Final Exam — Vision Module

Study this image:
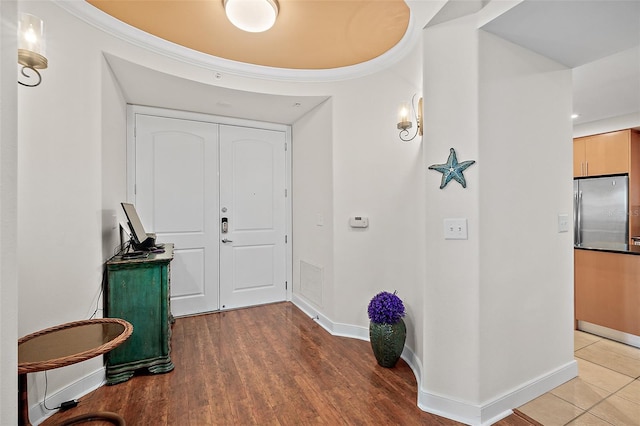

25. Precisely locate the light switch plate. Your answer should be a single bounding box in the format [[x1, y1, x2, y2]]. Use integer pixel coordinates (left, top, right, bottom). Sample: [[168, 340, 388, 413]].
[[558, 213, 569, 233], [444, 218, 468, 240]]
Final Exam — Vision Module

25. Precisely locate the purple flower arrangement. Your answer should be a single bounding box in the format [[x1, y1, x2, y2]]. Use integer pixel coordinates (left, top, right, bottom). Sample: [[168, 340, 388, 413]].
[[367, 291, 405, 324]]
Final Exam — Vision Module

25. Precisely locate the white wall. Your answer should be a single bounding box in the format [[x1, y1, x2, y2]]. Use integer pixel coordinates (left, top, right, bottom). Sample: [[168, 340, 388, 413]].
[[291, 46, 425, 358], [101, 57, 128, 261], [326, 49, 425, 353], [0, 1, 19, 424], [573, 112, 640, 138], [292, 99, 335, 319], [572, 46, 640, 138], [477, 30, 574, 401], [421, 15, 575, 424], [423, 14, 482, 407], [17, 1, 107, 420]]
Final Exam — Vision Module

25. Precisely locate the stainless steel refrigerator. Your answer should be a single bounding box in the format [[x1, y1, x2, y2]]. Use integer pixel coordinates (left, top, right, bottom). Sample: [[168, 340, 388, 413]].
[[574, 175, 629, 249]]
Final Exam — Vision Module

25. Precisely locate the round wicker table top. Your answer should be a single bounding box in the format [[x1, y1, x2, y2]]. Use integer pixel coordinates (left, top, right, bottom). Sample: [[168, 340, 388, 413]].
[[18, 318, 133, 375]]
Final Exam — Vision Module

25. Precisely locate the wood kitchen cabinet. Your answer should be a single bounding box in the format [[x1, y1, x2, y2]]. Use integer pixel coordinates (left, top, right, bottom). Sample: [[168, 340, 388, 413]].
[[575, 248, 640, 336], [105, 244, 174, 385], [573, 130, 631, 177]]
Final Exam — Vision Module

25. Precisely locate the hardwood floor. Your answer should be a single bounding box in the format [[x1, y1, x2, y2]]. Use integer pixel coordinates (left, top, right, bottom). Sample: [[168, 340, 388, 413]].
[[41, 302, 536, 425]]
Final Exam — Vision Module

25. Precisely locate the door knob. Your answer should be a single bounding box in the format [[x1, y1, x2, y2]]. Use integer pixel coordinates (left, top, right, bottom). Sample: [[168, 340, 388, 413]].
[[222, 238, 233, 243]]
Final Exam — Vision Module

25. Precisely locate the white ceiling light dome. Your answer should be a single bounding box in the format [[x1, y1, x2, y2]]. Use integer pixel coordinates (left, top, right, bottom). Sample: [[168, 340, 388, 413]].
[[223, 0, 279, 33]]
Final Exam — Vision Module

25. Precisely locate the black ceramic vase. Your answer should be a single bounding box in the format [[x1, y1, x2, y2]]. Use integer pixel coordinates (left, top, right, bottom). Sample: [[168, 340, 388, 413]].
[[369, 318, 406, 368]]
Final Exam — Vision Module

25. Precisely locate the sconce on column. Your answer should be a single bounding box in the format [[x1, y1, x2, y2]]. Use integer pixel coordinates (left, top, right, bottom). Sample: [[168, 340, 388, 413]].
[[397, 95, 423, 142], [18, 14, 48, 87]]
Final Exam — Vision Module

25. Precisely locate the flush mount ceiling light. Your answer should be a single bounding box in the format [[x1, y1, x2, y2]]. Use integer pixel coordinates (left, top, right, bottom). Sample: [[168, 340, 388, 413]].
[[223, 0, 279, 33]]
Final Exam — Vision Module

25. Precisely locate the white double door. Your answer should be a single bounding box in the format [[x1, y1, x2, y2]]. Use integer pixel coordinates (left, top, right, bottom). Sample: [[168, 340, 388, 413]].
[[132, 112, 288, 316]]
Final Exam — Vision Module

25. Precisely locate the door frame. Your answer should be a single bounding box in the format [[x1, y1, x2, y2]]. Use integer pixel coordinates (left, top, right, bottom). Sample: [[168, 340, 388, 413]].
[[126, 104, 293, 306]]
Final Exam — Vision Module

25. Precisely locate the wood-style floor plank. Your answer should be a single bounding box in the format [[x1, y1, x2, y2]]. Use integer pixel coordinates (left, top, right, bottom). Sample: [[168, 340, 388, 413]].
[[40, 302, 536, 425]]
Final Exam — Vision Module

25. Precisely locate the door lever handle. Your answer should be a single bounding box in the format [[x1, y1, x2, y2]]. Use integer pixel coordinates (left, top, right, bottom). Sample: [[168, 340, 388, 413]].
[[222, 238, 233, 243]]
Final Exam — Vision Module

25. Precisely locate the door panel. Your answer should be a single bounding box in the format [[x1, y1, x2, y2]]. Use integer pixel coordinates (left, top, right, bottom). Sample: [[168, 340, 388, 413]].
[[135, 114, 219, 316], [170, 248, 205, 297], [233, 246, 274, 290], [152, 136, 205, 232], [219, 125, 287, 310]]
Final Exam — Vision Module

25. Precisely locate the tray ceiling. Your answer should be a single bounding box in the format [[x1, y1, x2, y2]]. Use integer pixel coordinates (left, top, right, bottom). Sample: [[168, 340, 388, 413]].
[[86, 0, 410, 70]]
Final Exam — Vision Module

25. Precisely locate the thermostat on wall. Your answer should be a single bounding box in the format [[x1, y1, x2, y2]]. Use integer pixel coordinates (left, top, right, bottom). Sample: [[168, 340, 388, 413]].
[[349, 216, 369, 228]]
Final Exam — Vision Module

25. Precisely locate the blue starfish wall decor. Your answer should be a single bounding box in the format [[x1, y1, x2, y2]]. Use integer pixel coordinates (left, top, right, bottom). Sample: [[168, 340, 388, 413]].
[[428, 148, 476, 189]]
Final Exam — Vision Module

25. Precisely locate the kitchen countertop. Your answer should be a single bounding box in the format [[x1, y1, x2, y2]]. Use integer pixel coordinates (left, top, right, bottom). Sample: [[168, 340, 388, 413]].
[[575, 242, 640, 255]]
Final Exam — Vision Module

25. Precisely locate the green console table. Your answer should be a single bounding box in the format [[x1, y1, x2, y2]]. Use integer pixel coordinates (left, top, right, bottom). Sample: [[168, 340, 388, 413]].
[[105, 244, 174, 384]]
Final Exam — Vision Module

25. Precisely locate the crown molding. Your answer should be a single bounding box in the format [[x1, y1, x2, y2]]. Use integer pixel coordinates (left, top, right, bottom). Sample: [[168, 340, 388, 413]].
[[52, 0, 422, 83]]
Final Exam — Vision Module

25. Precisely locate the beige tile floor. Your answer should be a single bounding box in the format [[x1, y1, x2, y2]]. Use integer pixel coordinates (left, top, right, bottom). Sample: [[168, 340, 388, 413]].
[[518, 331, 640, 426]]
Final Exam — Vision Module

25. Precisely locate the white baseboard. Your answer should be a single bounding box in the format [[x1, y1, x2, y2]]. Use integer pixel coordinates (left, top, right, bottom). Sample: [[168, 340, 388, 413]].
[[417, 359, 577, 425], [292, 294, 370, 341], [31, 367, 106, 426], [488, 359, 577, 423], [578, 321, 640, 348], [292, 295, 578, 426]]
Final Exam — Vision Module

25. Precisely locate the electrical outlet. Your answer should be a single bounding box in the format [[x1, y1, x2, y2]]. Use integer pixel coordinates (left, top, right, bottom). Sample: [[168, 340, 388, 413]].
[[444, 218, 468, 240]]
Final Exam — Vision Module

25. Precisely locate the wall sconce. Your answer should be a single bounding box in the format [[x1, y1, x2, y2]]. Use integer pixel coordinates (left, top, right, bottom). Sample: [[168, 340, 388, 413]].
[[397, 95, 423, 142], [18, 13, 48, 87], [223, 0, 279, 33]]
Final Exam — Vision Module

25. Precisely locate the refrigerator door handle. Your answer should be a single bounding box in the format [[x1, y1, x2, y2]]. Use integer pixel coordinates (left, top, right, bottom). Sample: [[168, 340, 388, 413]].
[[577, 190, 583, 246], [574, 191, 578, 245]]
